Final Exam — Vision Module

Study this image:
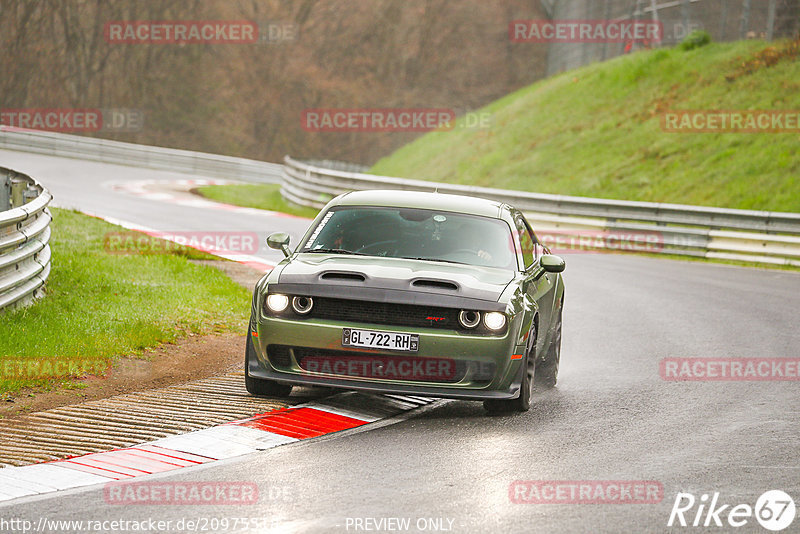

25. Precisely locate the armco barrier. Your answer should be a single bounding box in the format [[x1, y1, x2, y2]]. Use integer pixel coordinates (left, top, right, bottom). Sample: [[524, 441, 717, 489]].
[[0, 127, 283, 183], [0, 167, 52, 311], [282, 156, 800, 267], [1, 126, 796, 268]]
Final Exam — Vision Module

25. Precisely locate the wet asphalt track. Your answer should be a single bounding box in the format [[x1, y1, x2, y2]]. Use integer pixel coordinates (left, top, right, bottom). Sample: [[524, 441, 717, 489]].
[[1, 150, 799, 533]]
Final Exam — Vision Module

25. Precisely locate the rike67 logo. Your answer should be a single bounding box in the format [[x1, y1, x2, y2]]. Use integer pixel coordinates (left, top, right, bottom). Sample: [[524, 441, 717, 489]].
[[668, 490, 796, 531]]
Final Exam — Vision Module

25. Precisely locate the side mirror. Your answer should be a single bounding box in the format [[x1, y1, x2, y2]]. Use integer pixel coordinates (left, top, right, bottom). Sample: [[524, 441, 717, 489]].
[[540, 254, 566, 273], [267, 232, 292, 258]]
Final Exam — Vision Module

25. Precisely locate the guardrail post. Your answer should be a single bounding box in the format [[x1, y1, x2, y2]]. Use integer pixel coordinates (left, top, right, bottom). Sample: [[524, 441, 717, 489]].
[[10, 178, 25, 208], [720, 0, 729, 39], [0, 172, 10, 211], [766, 0, 777, 40], [739, 0, 751, 39], [23, 186, 38, 205], [681, 0, 690, 38]]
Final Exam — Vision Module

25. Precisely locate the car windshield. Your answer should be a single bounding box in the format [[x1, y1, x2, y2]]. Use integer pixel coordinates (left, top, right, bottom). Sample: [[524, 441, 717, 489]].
[[300, 206, 518, 270]]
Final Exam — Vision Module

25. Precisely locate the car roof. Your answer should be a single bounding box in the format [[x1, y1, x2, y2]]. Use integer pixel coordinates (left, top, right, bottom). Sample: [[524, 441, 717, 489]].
[[328, 190, 505, 218]]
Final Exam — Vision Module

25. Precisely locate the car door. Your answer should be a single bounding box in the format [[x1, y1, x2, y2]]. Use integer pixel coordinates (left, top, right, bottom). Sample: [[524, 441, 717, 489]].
[[513, 210, 557, 355]]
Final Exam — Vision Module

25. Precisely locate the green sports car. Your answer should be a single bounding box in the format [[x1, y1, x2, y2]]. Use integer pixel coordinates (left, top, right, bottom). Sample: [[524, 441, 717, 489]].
[[246, 190, 565, 412]]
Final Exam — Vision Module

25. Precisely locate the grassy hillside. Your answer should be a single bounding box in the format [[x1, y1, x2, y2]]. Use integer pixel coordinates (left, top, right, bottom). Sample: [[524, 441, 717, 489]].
[[370, 40, 800, 213]]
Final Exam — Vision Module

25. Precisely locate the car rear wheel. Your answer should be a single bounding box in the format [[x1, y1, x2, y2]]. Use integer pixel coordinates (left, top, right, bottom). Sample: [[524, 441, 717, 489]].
[[245, 333, 293, 397], [535, 306, 562, 389]]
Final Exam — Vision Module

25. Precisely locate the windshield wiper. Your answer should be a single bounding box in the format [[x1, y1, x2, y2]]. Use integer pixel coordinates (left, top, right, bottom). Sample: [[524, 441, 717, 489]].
[[303, 248, 369, 256], [399, 256, 469, 265]]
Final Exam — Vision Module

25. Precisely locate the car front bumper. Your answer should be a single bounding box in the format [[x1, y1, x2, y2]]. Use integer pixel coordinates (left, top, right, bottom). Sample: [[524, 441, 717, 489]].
[[248, 314, 527, 401]]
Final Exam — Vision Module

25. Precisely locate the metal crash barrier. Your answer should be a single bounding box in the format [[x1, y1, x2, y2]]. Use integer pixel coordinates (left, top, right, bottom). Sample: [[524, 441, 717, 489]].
[[0, 167, 52, 311]]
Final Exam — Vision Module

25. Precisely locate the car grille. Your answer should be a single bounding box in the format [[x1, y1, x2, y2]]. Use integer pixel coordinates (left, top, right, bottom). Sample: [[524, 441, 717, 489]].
[[314, 297, 457, 328], [266, 345, 494, 386], [275, 296, 504, 335], [267, 345, 292, 368], [294, 347, 467, 383]]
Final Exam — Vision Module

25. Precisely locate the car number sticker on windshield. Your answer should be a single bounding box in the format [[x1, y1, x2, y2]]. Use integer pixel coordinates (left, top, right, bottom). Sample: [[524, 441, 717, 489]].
[[342, 328, 419, 352], [306, 211, 334, 246]]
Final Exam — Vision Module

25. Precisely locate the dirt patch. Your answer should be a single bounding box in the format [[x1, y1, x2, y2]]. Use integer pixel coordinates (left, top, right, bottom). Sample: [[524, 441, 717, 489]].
[[0, 261, 265, 421], [0, 333, 247, 420]]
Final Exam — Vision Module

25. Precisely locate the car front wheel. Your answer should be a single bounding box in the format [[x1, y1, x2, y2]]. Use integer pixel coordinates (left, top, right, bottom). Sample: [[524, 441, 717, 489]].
[[484, 324, 536, 414], [535, 306, 562, 389]]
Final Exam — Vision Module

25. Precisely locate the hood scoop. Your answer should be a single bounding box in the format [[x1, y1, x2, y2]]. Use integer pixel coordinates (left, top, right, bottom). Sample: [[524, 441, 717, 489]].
[[411, 279, 459, 291], [319, 271, 367, 283], [278, 256, 514, 304]]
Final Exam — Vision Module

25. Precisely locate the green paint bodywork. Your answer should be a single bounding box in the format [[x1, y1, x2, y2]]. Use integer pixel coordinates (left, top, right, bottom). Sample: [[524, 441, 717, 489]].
[[248, 190, 565, 400]]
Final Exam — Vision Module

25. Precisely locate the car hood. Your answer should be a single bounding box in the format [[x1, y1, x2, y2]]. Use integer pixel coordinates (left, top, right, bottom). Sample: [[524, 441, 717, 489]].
[[275, 254, 516, 304]]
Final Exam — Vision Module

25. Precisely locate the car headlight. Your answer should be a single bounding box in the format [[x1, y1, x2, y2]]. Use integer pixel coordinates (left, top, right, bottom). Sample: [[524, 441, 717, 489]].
[[483, 312, 507, 331], [292, 296, 314, 315], [458, 310, 481, 329], [266, 294, 289, 312]]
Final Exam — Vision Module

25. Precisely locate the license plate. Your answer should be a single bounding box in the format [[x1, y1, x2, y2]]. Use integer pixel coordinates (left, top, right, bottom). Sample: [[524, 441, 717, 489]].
[[342, 328, 419, 352]]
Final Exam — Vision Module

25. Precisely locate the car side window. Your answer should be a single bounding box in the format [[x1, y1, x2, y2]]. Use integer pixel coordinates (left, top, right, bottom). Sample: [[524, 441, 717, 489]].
[[514, 214, 536, 269]]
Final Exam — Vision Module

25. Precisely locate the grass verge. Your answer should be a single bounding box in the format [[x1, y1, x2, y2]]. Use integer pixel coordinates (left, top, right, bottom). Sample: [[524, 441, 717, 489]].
[[195, 183, 319, 219], [0, 208, 251, 397]]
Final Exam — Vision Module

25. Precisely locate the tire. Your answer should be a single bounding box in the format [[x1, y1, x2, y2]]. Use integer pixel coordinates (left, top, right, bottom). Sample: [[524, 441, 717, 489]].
[[484, 323, 536, 414], [244, 333, 293, 397], [535, 306, 562, 389]]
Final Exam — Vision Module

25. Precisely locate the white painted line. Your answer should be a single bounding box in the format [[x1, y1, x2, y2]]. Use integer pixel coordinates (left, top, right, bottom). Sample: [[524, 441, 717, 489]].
[[0, 464, 111, 491], [298, 403, 380, 423], [148, 433, 256, 460], [0, 472, 59, 493], [104, 178, 311, 220], [0, 485, 37, 501], [0, 489, 21, 502], [174, 198, 221, 208], [141, 193, 174, 201], [149, 425, 296, 460], [200, 425, 298, 450], [77, 211, 276, 273]]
